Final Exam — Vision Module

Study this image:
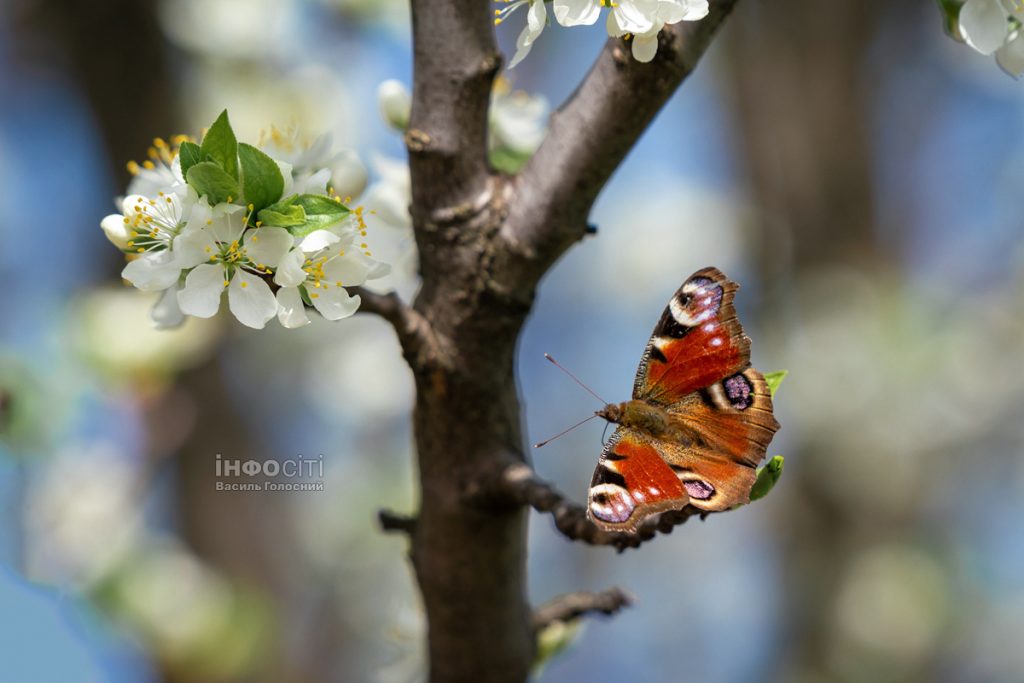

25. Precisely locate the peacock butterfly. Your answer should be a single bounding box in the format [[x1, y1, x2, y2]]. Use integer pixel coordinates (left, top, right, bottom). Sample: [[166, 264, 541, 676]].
[[587, 267, 781, 533]]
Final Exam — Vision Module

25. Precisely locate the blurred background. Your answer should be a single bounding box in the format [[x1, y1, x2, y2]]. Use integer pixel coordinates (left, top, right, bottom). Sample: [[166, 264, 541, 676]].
[[1, 0, 1022, 681]]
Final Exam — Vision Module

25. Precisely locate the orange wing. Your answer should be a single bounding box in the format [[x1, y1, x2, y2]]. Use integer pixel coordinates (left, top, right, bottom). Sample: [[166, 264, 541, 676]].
[[633, 267, 750, 406], [661, 368, 780, 511], [587, 430, 689, 534]]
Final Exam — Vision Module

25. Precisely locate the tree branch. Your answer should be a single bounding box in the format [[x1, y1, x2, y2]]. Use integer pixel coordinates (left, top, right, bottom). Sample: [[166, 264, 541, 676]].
[[378, 509, 418, 535], [496, 463, 699, 552], [407, 0, 500, 232], [532, 587, 634, 631], [498, 0, 741, 286], [352, 287, 448, 370]]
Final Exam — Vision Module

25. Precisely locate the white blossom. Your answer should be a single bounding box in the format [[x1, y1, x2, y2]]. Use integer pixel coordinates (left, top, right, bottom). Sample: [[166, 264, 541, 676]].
[[499, 0, 548, 69], [959, 0, 1024, 77], [378, 79, 412, 131]]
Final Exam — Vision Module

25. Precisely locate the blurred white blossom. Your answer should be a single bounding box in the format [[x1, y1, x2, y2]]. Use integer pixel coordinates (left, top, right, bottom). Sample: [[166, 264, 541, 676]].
[[959, 0, 1024, 77]]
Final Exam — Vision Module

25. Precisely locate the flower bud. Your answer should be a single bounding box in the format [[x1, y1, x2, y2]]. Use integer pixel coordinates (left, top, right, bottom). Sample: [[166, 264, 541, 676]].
[[377, 79, 411, 131]]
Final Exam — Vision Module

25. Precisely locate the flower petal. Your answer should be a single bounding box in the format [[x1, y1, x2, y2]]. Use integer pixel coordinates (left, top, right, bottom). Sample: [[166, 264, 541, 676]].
[[632, 27, 662, 62], [274, 249, 308, 287], [997, 34, 1024, 77], [960, 0, 1011, 55], [310, 285, 361, 321], [292, 168, 332, 195], [101, 214, 131, 249], [330, 149, 369, 200], [152, 286, 185, 329], [228, 270, 278, 329], [276, 286, 311, 329], [173, 228, 219, 269], [322, 253, 370, 286], [244, 226, 293, 268], [177, 263, 226, 318], [553, 0, 601, 27], [122, 251, 182, 292]]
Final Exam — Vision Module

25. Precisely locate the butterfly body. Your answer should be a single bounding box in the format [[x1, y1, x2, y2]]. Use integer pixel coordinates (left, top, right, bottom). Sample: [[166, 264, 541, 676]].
[[586, 268, 781, 534]]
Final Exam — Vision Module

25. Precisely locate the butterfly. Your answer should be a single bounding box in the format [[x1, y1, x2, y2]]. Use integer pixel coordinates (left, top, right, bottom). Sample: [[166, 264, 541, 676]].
[[587, 267, 781, 533]]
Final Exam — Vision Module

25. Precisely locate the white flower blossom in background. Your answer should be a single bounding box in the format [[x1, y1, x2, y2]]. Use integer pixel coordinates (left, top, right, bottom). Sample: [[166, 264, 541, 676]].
[[101, 111, 399, 331], [490, 81, 549, 157], [958, 0, 1024, 77], [378, 79, 412, 131], [499, 0, 709, 66]]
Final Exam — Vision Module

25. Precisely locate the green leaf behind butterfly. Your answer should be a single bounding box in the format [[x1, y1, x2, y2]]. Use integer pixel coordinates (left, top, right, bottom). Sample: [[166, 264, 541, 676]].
[[749, 455, 784, 502], [186, 161, 240, 206], [200, 110, 239, 180], [238, 143, 284, 213], [764, 370, 788, 398]]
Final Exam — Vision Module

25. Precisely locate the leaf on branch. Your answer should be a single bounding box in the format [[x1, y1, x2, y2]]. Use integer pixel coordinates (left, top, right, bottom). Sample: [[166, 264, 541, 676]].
[[749, 455, 784, 502], [533, 619, 584, 677], [186, 161, 240, 206], [257, 194, 350, 237], [764, 370, 788, 398], [200, 109, 239, 180], [239, 143, 284, 213], [178, 141, 203, 179]]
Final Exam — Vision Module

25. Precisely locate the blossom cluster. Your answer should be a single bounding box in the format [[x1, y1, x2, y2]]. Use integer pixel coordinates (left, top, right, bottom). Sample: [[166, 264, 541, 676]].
[[958, 0, 1024, 77], [101, 112, 389, 330], [497, 0, 709, 66]]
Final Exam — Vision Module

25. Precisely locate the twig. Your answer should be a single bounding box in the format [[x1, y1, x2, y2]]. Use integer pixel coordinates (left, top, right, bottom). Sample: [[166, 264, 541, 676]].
[[497, 0, 742, 286], [352, 287, 448, 370], [532, 587, 634, 630], [378, 509, 418, 535], [497, 464, 699, 552]]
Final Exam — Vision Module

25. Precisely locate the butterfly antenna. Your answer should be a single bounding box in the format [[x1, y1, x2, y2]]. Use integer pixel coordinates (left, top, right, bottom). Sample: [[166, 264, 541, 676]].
[[543, 353, 607, 405], [534, 414, 599, 449]]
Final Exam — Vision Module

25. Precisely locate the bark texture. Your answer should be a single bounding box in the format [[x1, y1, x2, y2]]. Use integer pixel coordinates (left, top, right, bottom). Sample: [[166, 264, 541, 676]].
[[389, 2, 742, 681]]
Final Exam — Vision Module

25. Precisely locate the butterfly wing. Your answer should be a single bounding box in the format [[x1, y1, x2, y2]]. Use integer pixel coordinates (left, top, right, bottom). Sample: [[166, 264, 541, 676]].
[[633, 267, 751, 406], [587, 428, 689, 534], [587, 268, 780, 531], [661, 367, 780, 511]]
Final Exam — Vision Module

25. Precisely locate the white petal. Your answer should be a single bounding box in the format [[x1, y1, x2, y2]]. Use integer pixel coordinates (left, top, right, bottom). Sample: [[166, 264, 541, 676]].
[[173, 228, 219, 269], [122, 251, 181, 292], [152, 286, 185, 328], [177, 263, 226, 318], [613, 0, 657, 34], [526, 0, 547, 36], [244, 227, 292, 268], [101, 214, 131, 249], [228, 270, 277, 329], [292, 168, 332, 195], [997, 34, 1024, 77], [330, 150, 369, 200], [274, 249, 308, 287], [553, 0, 601, 27], [378, 80, 412, 130], [632, 28, 662, 62], [310, 285, 361, 321], [322, 253, 370, 286], [276, 159, 295, 198], [299, 229, 341, 253], [276, 286, 311, 329], [960, 0, 1011, 54]]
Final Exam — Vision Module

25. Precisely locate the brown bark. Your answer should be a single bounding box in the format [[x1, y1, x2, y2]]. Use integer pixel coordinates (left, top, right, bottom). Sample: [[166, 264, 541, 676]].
[[390, 2, 742, 681]]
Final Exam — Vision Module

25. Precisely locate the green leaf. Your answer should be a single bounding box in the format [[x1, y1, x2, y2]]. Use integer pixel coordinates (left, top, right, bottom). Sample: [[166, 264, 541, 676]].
[[257, 194, 349, 237], [200, 110, 239, 180], [749, 455, 784, 502], [178, 141, 202, 179], [186, 161, 240, 206], [935, 0, 964, 40], [489, 147, 533, 174], [533, 620, 584, 677], [238, 143, 284, 213], [764, 370, 788, 398]]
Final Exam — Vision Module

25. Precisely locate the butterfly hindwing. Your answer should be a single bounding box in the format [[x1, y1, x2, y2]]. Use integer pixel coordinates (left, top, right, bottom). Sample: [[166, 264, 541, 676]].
[[587, 429, 689, 534], [633, 267, 751, 406], [662, 368, 780, 511]]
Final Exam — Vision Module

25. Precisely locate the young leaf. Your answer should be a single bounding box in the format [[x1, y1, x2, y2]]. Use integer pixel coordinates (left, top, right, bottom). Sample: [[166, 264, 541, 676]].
[[178, 141, 202, 179], [749, 455, 784, 502], [238, 143, 284, 213], [257, 194, 349, 237], [186, 161, 240, 206], [764, 370, 788, 398], [200, 110, 239, 180]]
